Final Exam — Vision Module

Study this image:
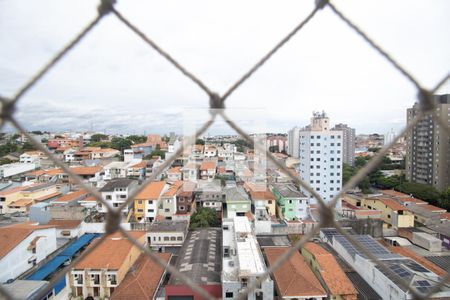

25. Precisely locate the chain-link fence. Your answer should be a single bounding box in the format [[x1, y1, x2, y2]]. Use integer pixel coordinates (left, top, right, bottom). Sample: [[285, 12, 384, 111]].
[[0, 0, 449, 299]]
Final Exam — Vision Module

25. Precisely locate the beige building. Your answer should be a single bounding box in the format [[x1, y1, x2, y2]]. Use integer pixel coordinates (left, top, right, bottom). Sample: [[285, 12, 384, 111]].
[[67, 231, 146, 299], [362, 197, 414, 228], [0, 183, 60, 214]]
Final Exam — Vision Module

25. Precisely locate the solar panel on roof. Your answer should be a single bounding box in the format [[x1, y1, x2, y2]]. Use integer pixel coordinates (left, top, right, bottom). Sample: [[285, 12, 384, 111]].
[[416, 280, 431, 287], [405, 261, 429, 273]]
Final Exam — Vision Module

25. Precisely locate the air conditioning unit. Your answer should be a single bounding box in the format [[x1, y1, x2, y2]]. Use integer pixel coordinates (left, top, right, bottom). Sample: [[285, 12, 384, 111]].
[[228, 261, 234, 267]]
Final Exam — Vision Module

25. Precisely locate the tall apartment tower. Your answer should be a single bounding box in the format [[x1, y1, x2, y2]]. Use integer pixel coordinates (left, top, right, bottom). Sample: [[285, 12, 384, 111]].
[[298, 111, 343, 205], [405, 94, 450, 191], [332, 123, 355, 166], [287, 127, 301, 158]]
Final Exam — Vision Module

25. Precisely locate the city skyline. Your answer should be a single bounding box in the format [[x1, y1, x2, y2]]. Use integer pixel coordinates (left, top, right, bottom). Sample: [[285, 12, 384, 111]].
[[1, 1, 449, 135]]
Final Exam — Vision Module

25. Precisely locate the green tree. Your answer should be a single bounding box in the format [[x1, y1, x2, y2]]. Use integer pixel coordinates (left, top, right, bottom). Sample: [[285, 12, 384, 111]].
[[110, 137, 132, 153], [0, 158, 11, 165], [195, 138, 205, 145], [88, 141, 113, 148], [190, 208, 218, 229], [439, 187, 450, 211], [90, 134, 109, 143], [144, 149, 165, 160], [126, 135, 147, 144], [0, 142, 18, 156], [21, 142, 36, 152], [396, 182, 441, 205]]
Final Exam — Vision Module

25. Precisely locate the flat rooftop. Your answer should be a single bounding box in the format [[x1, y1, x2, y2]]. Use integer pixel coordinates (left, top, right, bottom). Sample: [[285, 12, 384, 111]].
[[148, 220, 188, 232], [169, 228, 222, 285], [271, 183, 306, 198], [222, 217, 267, 282], [257, 235, 291, 248]]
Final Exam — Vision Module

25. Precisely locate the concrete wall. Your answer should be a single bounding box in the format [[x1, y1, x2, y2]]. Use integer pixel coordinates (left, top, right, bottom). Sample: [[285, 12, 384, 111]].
[[338, 219, 384, 238]]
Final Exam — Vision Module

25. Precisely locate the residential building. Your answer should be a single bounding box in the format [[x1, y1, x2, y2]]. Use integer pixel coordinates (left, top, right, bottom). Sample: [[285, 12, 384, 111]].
[[176, 181, 196, 215], [405, 94, 450, 191], [182, 162, 199, 182], [67, 231, 146, 299], [147, 220, 188, 251], [131, 142, 153, 157], [98, 179, 138, 214], [19, 151, 46, 165], [266, 135, 287, 153], [332, 123, 355, 166], [204, 145, 217, 157], [1, 182, 60, 214], [133, 181, 166, 222], [167, 167, 182, 182], [287, 126, 301, 158], [298, 111, 343, 205], [165, 228, 222, 299], [158, 181, 183, 220], [265, 247, 327, 300], [111, 253, 171, 300], [199, 161, 217, 181], [127, 160, 147, 179], [223, 186, 251, 218], [271, 183, 309, 220], [0, 222, 57, 283], [244, 183, 276, 216], [222, 217, 273, 300], [361, 197, 414, 228], [301, 242, 358, 300], [0, 163, 36, 179], [195, 180, 223, 212], [103, 161, 132, 180], [47, 219, 83, 239], [89, 148, 120, 159]]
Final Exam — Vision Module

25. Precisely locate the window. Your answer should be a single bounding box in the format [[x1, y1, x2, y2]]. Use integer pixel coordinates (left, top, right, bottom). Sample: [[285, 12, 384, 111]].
[[164, 208, 170, 212], [74, 274, 83, 285], [226, 292, 234, 298], [90, 273, 100, 285], [148, 200, 153, 204], [138, 200, 142, 204], [170, 236, 176, 241], [148, 209, 154, 212], [137, 209, 143, 212], [177, 236, 183, 241], [106, 195, 112, 200], [224, 247, 230, 258], [164, 237, 170, 241], [107, 274, 117, 285]]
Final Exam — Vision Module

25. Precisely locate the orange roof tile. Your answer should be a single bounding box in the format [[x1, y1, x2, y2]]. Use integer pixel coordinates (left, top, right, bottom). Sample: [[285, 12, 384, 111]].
[[69, 166, 102, 175], [200, 161, 216, 171], [400, 197, 427, 205], [80, 196, 97, 202], [75, 231, 146, 270], [130, 161, 148, 169], [378, 198, 408, 211], [167, 167, 182, 174], [8, 199, 34, 207], [135, 181, 166, 200], [265, 247, 327, 297], [387, 246, 446, 276], [0, 222, 55, 259], [440, 212, 450, 221], [381, 189, 410, 198], [250, 190, 276, 201], [47, 219, 82, 229], [54, 189, 88, 202], [0, 186, 28, 196], [162, 181, 183, 197], [111, 253, 170, 300], [303, 243, 357, 296], [35, 192, 61, 202]]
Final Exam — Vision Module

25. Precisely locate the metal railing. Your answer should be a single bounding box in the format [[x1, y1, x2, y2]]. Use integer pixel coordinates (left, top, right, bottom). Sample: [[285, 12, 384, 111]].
[[0, 0, 449, 299]]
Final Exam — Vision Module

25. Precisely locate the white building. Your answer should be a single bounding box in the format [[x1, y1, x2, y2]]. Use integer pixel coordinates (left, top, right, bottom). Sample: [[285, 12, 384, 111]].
[[298, 112, 343, 205], [204, 145, 217, 158], [147, 220, 188, 251], [19, 151, 46, 166], [98, 179, 138, 214], [0, 163, 36, 179], [0, 222, 57, 283], [287, 127, 301, 158], [222, 217, 274, 300]]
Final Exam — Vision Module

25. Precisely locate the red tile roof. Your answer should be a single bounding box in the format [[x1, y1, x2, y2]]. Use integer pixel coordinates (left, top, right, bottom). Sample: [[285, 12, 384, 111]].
[[111, 253, 171, 300], [54, 189, 88, 202], [0, 222, 55, 259], [47, 219, 82, 229], [135, 181, 166, 200], [265, 247, 327, 297], [75, 231, 146, 270], [303, 243, 357, 297], [200, 161, 216, 171], [378, 198, 408, 212], [420, 204, 446, 213], [35, 192, 61, 202]]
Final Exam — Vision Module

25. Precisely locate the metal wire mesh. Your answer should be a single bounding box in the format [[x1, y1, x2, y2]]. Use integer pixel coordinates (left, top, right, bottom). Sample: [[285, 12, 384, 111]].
[[0, 0, 449, 299]]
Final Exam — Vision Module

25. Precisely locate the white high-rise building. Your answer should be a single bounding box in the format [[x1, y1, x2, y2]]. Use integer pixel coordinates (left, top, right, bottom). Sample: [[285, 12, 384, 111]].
[[298, 111, 343, 205], [287, 127, 300, 158], [385, 128, 396, 146]]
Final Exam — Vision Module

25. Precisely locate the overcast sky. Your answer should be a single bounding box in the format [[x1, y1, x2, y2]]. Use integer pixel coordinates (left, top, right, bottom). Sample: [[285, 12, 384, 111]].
[[0, 0, 449, 136]]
